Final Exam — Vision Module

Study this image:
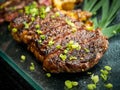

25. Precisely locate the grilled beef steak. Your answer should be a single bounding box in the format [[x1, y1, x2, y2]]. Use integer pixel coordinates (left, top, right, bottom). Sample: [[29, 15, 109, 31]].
[[9, 4, 108, 73]]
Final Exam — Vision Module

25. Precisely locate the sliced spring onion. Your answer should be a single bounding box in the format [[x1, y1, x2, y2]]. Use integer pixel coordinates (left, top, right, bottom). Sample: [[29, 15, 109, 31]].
[[59, 54, 67, 61], [46, 73, 51, 77], [104, 83, 113, 89], [20, 55, 26, 62], [87, 84, 96, 90], [104, 66, 112, 71], [91, 74, 99, 84], [29, 62, 35, 71], [12, 28, 17, 33]]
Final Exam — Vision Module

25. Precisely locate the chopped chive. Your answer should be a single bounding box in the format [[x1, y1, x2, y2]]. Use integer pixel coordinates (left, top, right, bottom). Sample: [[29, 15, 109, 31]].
[[72, 27, 77, 33], [40, 35, 46, 40], [46, 73, 51, 77], [100, 69, 109, 75], [69, 56, 77, 60], [65, 80, 73, 89], [29, 62, 35, 71], [48, 39, 54, 46], [65, 18, 75, 27], [20, 55, 26, 62], [36, 30, 42, 34], [100, 73, 108, 81], [59, 54, 67, 61], [56, 45, 62, 49], [64, 49, 68, 54], [91, 74, 99, 84], [84, 48, 90, 53], [104, 66, 112, 71], [87, 84, 96, 90], [104, 83, 113, 89], [12, 28, 18, 33], [72, 81, 79, 86]]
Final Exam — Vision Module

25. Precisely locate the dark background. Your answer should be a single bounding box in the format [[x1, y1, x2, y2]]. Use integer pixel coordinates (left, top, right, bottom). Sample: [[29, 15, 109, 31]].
[[0, 57, 34, 90]]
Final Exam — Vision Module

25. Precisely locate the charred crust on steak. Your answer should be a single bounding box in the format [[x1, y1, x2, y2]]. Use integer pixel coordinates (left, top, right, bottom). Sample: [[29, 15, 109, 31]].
[[9, 4, 108, 73]]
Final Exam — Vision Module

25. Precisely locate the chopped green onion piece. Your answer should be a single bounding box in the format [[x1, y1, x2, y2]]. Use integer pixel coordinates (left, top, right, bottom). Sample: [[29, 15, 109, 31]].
[[12, 28, 17, 33], [60, 54, 67, 61], [40, 35, 46, 40], [72, 81, 79, 86], [65, 80, 73, 89], [55, 12, 60, 17], [39, 6, 46, 19], [87, 84, 96, 90], [72, 27, 77, 33], [56, 45, 62, 49], [23, 22, 29, 29], [100, 74, 107, 81], [69, 56, 77, 60], [46, 73, 51, 77], [71, 43, 81, 50], [84, 48, 90, 53], [104, 83, 113, 89], [29, 62, 35, 71], [65, 18, 75, 27], [36, 30, 42, 34], [64, 49, 68, 54], [91, 74, 99, 84], [104, 66, 112, 71], [38, 39, 42, 44], [35, 24, 40, 29], [100, 69, 109, 75], [48, 39, 54, 46], [20, 55, 26, 62]]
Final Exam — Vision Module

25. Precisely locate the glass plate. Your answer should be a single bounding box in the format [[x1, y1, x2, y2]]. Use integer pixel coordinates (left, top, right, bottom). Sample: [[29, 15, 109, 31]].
[[0, 6, 120, 90]]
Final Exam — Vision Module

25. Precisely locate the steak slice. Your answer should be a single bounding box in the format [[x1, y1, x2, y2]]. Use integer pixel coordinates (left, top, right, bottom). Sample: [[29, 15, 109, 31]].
[[9, 6, 108, 73]]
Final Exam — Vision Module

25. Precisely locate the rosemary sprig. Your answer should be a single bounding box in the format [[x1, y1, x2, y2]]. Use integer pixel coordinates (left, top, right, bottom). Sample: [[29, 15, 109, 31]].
[[83, 0, 120, 38]]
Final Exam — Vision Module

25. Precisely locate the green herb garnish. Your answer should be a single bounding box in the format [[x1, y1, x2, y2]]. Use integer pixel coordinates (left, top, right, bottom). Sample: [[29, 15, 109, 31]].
[[87, 84, 96, 90], [29, 62, 35, 71], [20, 55, 26, 62], [46, 73, 51, 78], [59, 54, 67, 61], [104, 83, 113, 89], [69, 56, 77, 60], [12, 28, 17, 33], [91, 74, 99, 84], [65, 80, 78, 89], [48, 39, 54, 46], [65, 18, 75, 27], [56, 45, 62, 49], [40, 35, 46, 40], [36, 30, 42, 34], [104, 66, 112, 71]]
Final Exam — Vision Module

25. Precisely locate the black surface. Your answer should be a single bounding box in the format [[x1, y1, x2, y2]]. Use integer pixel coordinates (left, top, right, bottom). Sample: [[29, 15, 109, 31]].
[[0, 57, 34, 90]]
